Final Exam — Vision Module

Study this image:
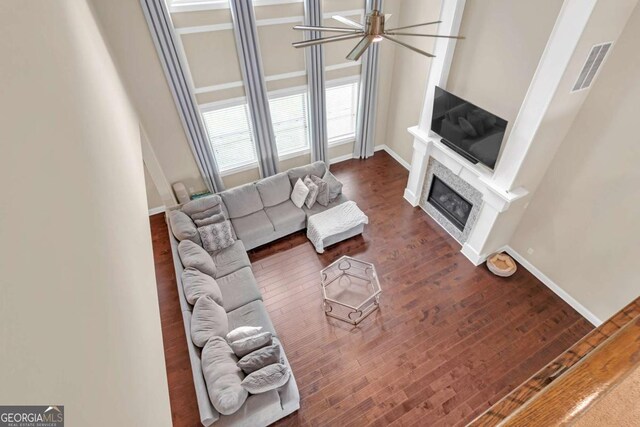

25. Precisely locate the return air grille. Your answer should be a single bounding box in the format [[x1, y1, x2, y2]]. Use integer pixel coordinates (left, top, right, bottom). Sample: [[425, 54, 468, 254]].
[[572, 42, 612, 92]]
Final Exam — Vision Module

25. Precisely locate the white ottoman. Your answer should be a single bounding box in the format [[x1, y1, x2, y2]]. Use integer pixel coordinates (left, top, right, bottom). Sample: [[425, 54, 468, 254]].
[[306, 201, 368, 253]]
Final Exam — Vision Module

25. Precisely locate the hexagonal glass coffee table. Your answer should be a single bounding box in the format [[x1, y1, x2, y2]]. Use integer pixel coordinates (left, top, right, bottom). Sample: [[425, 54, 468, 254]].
[[321, 256, 381, 325]]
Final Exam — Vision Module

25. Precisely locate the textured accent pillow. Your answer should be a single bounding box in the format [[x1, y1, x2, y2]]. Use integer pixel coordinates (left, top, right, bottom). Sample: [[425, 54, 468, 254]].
[[198, 220, 235, 252], [322, 170, 343, 201], [310, 175, 329, 207], [201, 337, 248, 415], [178, 240, 217, 277], [237, 344, 281, 374], [226, 326, 263, 343], [194, 212, 225, 227], [181, 267, 223, 306], [303, 175, 319, 209], [169, 210, 202, 245], [458, 117, 478, 137], [290, 178, 309, 209], [241, 363, 290, 394], [230, 331, 273, 358], [191, 296, 229, 347]]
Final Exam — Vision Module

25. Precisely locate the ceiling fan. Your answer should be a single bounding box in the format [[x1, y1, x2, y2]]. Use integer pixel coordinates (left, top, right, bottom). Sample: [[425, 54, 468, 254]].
[[292, 8, 464, 61]]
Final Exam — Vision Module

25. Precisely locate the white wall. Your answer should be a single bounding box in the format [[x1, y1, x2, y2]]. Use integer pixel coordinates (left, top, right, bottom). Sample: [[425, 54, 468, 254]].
[[0, 1, 172, 425], [510, 2, 640, 321]]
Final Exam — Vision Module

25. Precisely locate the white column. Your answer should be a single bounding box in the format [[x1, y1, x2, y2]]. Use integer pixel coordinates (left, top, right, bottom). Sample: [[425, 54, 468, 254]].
[[418, 0, 466, 131], [403, 134, 431, 206]]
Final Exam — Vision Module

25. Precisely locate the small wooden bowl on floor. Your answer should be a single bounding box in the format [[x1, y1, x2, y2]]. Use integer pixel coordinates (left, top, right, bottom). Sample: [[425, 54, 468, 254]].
[[487, 252, 517, 277]]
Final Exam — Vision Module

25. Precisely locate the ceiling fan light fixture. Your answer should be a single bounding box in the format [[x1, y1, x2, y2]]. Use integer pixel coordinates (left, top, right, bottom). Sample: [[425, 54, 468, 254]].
[[373, 35, 383, 42]]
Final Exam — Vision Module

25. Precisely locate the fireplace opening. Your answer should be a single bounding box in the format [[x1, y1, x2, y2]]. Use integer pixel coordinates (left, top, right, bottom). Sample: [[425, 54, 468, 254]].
[[427, 176, 473, 231]]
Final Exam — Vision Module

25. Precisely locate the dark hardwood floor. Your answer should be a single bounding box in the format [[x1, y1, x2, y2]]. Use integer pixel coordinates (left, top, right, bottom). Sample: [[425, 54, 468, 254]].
[[150, 151, 593, 426]]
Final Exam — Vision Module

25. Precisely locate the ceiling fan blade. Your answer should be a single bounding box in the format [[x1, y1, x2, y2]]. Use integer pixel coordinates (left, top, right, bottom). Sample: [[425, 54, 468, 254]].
[[384, 32, 465, 40], [346, 36, 374, 61], [385, 20, 442, 32], [385, 13, 392, 22], [381, 35, 435, 58], [293, 25, 361, 33], [331, 15, 363, 29], [292, 32, 364, 48]]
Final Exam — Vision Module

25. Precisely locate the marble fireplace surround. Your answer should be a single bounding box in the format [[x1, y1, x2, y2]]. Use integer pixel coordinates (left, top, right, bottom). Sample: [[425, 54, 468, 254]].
[[404, 126, 528, 265], [420, 158, 482, 244]]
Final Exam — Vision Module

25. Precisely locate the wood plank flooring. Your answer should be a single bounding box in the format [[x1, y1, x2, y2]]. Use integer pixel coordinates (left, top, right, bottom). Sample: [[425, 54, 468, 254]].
[[149, 151, 593, 426]]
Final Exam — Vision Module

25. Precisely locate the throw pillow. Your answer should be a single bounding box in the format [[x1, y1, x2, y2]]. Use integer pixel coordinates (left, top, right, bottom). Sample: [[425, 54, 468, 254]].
[[303, 175, 319, 209], [237, 344, 281, 374], [169, 210, 202, 245], [178, 240, 217, 277], [194, 212, 225, 227], [230, 331, 273, 358], [181, 267, 223, 306], [458, 117, 478, 137], [198, 220, 235, 252], [201, 337, 248, 415], [241, 363, 290, 394], [322, 170, 343, 201], [290, 178, 309, 209], [310, 175, 329, 207], [226, 326, 263, 343], [191, 296, 229, 347]]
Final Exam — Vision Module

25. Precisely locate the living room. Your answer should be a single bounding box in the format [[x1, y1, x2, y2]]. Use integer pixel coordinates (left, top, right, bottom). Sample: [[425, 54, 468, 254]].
[[2, 0, 640, 426]]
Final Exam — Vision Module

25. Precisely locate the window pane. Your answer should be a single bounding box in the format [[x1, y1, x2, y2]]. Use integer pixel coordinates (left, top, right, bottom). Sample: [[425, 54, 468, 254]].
[[202, 104, 257, 171], [269, 92, 310, 156], [326, 81, 359, 143]]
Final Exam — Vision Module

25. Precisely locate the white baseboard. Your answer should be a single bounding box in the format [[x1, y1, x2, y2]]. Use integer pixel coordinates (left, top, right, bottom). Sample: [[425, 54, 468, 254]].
[[148, 206, 166, 216], [329, 153, 355, 165], [378, 144, 411, 170], [503, 245, 602, 326]]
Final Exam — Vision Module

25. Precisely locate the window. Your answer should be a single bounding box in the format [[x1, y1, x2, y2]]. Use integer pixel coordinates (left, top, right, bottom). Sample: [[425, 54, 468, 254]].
[[326, 81, 359, 144], [202, 103, 257, 172], [268, 91, 310, 157]]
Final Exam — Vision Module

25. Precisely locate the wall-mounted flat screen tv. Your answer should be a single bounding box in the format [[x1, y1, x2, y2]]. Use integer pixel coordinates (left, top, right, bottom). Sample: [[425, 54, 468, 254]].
[[431, 86, 507, 170]]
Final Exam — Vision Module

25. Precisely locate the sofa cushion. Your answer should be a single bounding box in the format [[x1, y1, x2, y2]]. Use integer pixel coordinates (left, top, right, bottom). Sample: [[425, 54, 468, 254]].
[[226, 326, 263, 343], [216, 267, 262, 312], [322, 170, 343, 201], [182, 267, 223, 306], [237, 344, 281, 374], [169, 210, 202, 245], [210, 240, 251, 279], [182, 195, 222, 217], [311, 175, 329, 207], [264, 200, 306, 233], [290, 178, 309, 209], [221, 183, 264, 219], [198, 220, 235, 252], [241, 363, 290, 394], [194, 212, 225, 227], [230, 331, 273, 358], [230, 210, 274, 245], [201, 337, 248, 415], [302, 193, 349, 219], [178, 240, 217, 277], [255, 172, 292, 208], [287, 161, 326, 187], [227, 300, 277, 337], [191, 296, 229, 347]]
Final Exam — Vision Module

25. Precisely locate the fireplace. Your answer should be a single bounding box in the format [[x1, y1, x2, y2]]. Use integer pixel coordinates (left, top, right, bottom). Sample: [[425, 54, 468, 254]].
[[427, 176, 472, 231]]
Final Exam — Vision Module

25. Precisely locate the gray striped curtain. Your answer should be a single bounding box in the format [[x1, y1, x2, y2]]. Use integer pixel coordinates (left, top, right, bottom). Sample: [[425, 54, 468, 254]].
[[304, 0, 329, 164], [354, 0, 382, 159], [140, 0, 224, 192], [229, 0, 280, 177]]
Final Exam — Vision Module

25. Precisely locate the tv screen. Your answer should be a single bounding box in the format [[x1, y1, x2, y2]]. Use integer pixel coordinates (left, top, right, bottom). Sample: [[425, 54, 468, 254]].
[[431, 86, 507, 169]]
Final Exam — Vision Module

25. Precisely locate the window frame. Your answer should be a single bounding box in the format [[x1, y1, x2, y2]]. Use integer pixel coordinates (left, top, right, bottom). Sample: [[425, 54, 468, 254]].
[[325, 75, 360, 147]]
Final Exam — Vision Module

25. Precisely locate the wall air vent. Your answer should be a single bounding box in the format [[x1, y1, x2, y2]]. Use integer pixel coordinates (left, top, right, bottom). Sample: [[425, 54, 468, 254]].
[[572, 42, 612, 92]]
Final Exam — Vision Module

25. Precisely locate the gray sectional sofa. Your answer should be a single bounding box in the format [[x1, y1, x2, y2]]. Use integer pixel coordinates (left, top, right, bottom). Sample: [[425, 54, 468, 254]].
[[167, 161, 349, 426]]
